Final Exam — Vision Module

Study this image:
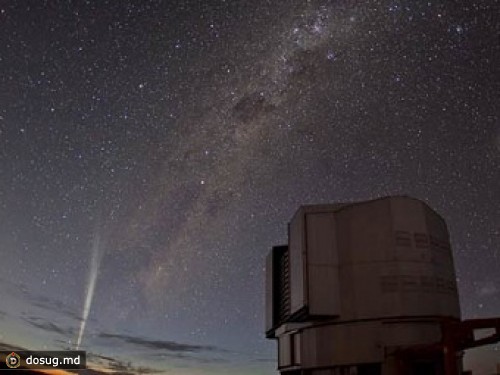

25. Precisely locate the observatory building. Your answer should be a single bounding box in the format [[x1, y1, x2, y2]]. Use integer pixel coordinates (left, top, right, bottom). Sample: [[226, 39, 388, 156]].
[[265, 196, 500, 375]]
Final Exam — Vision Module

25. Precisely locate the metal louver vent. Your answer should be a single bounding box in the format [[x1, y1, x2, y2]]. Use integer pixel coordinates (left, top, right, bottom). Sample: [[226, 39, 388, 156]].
[[278, 249, 291, 323]]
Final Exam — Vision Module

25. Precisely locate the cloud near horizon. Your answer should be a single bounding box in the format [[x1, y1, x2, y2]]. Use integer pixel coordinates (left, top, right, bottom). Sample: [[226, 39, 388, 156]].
[[97, 331, 224, 353]]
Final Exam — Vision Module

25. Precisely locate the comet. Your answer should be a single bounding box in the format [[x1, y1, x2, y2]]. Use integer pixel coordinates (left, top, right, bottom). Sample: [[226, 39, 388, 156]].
[[76, 228, 103, 350]]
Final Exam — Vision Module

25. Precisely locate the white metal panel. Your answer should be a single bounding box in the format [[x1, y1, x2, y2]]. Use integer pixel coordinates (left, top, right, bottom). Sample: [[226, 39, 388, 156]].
[[289, 210, 306, 315], [390, 197, 427, 233], [308, 265, 340, 316], [301, 322, 383, 367], [334, 200, 392, 320], [306, 212, 338, 265], [306, 212, 340, 316], [278, 334, 292, 368], [383, 321, 441, 347], [293, 333, 301, 365]]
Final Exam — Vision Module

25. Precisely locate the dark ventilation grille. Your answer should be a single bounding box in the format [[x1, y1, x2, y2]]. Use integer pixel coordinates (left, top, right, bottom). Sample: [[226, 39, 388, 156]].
[[429, 235, 451, 253], [395, 230, 412, 247], [430, 236, 441, 251], [414, 233, 430, 248], [277, 249, 291, 323], [272, 246, 291, 328]]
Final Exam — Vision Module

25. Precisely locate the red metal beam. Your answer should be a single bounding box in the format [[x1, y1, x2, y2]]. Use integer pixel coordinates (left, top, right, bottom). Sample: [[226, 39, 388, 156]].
[[394, 317, 500, 375], [443, 317, 500, 351]]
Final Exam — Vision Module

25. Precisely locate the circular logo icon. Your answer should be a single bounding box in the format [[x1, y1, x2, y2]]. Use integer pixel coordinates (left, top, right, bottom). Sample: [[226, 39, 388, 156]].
[[6, 352, 21, 369]]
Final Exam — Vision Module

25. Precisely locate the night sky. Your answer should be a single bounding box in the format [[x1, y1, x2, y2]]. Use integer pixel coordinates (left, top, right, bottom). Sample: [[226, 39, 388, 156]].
[[1, 0, 499, 374]]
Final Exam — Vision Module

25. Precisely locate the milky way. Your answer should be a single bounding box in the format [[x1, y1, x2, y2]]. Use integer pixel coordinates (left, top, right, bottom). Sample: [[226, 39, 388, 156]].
[[0, 1, 499, 374]]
